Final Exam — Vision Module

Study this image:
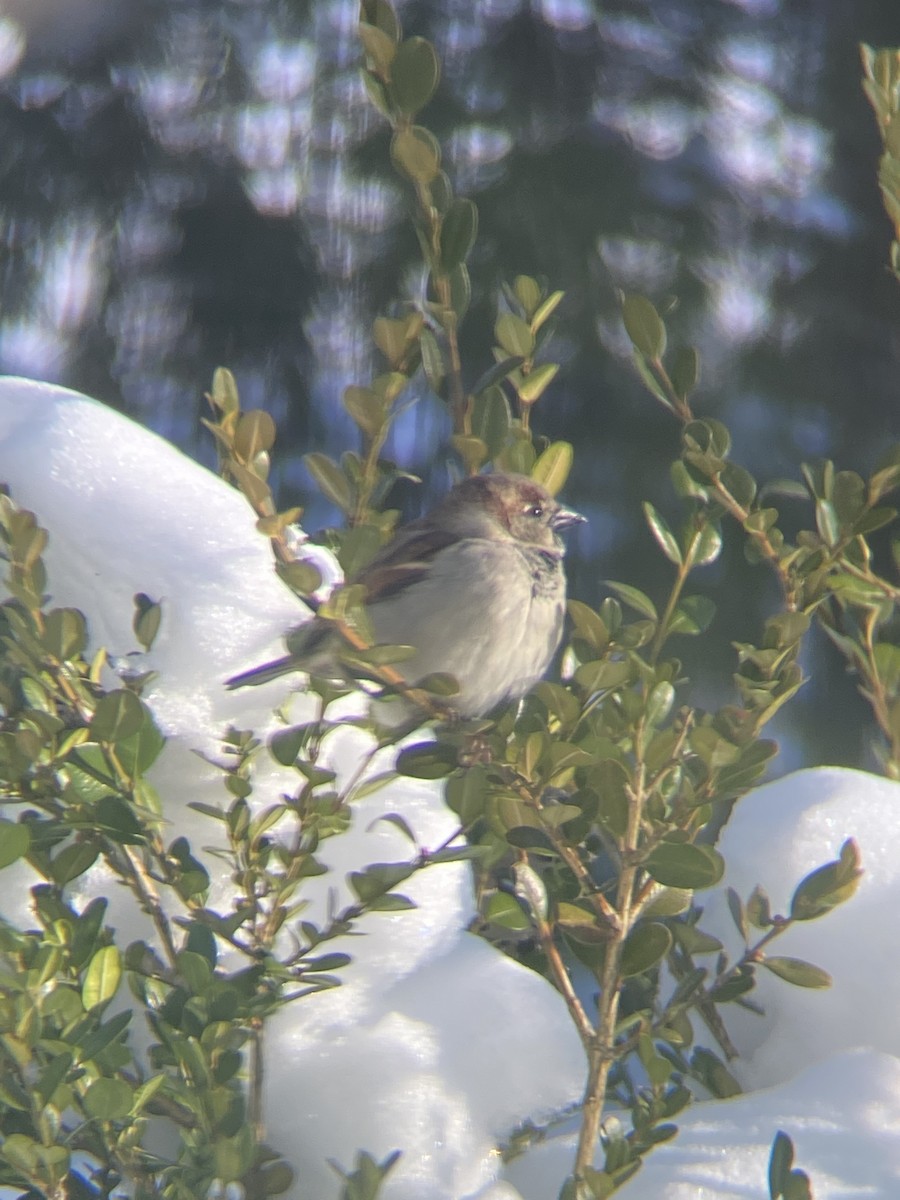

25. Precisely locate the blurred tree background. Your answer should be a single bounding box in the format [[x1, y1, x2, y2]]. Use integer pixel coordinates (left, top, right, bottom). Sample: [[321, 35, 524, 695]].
[[1, 0, 899, 769]]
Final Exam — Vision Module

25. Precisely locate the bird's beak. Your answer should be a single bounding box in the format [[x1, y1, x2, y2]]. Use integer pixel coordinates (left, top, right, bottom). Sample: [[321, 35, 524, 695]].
[[551, 504, 587, 532]]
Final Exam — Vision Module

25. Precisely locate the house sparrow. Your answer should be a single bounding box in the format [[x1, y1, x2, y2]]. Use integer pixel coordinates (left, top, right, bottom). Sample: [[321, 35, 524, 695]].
[[226, 472, 585, 717]]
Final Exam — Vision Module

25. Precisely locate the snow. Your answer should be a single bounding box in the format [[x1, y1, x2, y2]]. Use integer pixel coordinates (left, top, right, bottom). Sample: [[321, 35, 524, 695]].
[[696, 766, 900, 1092], [1, 374, 899, 1199], [506, 1049, 900, 1199]]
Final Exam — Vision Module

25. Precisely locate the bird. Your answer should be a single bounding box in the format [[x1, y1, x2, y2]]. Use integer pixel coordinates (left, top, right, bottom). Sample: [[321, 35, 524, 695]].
[[226, 471, 585, 717]]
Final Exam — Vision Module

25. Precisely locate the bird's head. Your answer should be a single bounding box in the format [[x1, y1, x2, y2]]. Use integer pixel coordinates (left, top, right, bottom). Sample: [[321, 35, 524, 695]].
[[439, 472, 586, 552]]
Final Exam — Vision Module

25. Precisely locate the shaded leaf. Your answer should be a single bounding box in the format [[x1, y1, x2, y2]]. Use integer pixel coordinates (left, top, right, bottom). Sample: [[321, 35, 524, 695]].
[[391, 36, 440, 114], [390, 125, 441, 182], [763, 956, 832, 989], [90, 690, 145, 744], [643, 502, 681, 564], [471, 356, 525, 398], [440, 197, 478, 272], [604, 580, 658, 621], [622, 294, 666, 359], [620, 922, 672, 976]]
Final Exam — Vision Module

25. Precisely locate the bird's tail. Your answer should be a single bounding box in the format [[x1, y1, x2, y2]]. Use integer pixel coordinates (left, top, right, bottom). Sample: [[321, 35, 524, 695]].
[[226, 656, 296, 690]]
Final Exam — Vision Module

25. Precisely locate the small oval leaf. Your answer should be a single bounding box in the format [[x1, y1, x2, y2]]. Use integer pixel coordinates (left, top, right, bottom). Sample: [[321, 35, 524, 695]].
[[622, 294, 666, 359], [82, 945, 122, 1010], [762, 956, 832, 989], [620, 921, 672, 976], [644, 842, 724, 890], [531, 441, 573, 496], [390, 36, 440, 115]]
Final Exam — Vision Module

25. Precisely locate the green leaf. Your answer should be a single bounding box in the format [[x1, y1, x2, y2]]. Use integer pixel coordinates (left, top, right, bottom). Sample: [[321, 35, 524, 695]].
[[645, 681, 675, 727], [671, 345, 699, 398], [726, 887, 749, 942], [603, 580, 658, 621], [485, 891, 530, 931], [210, 366, 239, 415], [769, 1130, 794, 1199], [471, 358, 525, 398], [373, 314, 422, 366], [644, 842, 724, 889], [167, 836, 210, 899], [763, 956, 832, 989], [343, 386, 385, 438], [44, 607, 87, 661], [113, 709, 166, 779], [783, 1171, 812, 1200], [643, 502, 682, 564], [622, 294, 666, 359], [0, 820, 31, 869], [451, 435, 488, 473], [790, 838, 862, 921], [349, 862, 414, 903], [668, 594, 716, 636], [368, 892, 417, 911], [495, 432, 535, 475], [444, 262, 471, 320], [133, 593, 162, 651], [495, 312, 535, 358], [567, 599, 609, 651], [83, 1076, 134, 1121], [517, 362, 560, 405], [76, 1010, 133, 1065], [418, 327, 444, 393], [470, 386, 513, 460], [531, 289, 565, 331], [51, 841, 99, 885], [573, 659, 633, 693], [90, 690, 145, 744], [361, 0, 401, 41], [854, 505, 897, 535], [390, 36, 440, 114], [513, 274, 542, 316], [94, 794, 144, 843], [832, 470, 866, 525], [304, 452, 354, 512], [82, 945, 122, 1010], [391, 36, 441, 114], [620, 922, 672, 976], [270, 724, 308, 767], [358, 22, 397, 75], [396, 742, 457, 779], [746, 884, 772, 929], [531, 441, 573, 496], [234, 409, 276, 461], [672, 922, 722, 955], [689, 522, 723, 567], [36, 1051, 73, 1105], [390, 125, 441, 182], [439, 197, 478, 272]]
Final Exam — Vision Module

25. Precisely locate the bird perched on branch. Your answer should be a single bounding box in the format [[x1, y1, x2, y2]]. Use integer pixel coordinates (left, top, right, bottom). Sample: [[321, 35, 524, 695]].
[[227, 471, 585, 717]]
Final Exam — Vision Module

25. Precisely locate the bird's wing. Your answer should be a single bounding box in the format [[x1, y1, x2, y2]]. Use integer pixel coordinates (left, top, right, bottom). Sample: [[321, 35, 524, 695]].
[[357, 523, 460, 603]]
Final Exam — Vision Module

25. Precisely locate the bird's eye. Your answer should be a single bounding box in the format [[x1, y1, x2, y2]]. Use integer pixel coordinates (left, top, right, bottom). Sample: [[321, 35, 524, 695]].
[[526, 504, 544, 519]]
